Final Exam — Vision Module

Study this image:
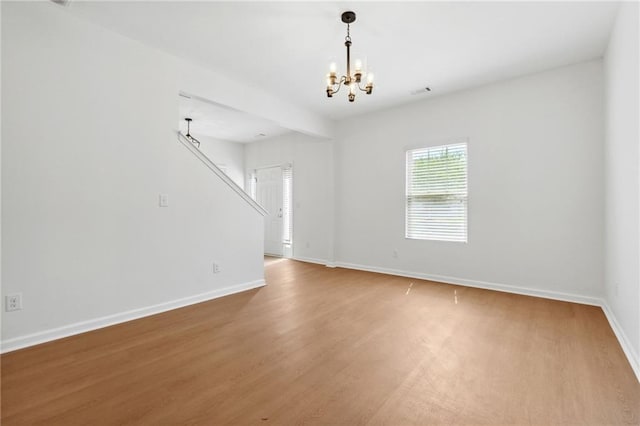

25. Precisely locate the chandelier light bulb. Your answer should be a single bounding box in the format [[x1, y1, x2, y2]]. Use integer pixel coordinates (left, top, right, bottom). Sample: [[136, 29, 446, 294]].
[[364, 72, 374, 94], [329, 62, 337, 73], [355, 59, 362, 72]]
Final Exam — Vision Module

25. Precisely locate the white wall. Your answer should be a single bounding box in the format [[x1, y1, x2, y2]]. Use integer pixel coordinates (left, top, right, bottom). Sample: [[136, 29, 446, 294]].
[[603, 1, 640, 373], [334, 60, 604, 302], [0, 2, 274, 349], [196, 135, 245, 188], [244, 133, 334, 264]]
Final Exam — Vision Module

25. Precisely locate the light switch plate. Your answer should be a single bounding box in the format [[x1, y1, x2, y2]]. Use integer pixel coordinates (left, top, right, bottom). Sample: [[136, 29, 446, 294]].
[[159, 194, 169, 207]]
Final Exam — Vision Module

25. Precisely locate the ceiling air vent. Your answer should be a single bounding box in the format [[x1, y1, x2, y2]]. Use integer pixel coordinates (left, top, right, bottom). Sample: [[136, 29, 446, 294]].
[[50, 0, 71, 5], [410, 87, 432, 96]]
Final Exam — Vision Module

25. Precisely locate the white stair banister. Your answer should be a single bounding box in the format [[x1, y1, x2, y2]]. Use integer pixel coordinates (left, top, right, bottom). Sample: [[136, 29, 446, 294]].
[[176, 131, 267, 216]]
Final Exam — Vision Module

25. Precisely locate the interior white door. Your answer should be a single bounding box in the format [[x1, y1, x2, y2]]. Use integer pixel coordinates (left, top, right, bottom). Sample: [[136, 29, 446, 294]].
[[256, 166, 283, 256]]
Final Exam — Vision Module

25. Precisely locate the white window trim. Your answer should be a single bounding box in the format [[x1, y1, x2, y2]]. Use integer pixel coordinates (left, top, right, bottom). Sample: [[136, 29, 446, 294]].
[[405, 140, 469, 243]]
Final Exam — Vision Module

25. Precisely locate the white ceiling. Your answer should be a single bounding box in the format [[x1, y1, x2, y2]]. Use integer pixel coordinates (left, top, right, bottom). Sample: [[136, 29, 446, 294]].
[[66, 1, 619, 125], [178, 93, 292, 143]]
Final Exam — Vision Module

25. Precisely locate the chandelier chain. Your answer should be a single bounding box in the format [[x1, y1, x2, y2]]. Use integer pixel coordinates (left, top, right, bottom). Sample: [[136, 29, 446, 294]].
[[345, 23, 351, 43]]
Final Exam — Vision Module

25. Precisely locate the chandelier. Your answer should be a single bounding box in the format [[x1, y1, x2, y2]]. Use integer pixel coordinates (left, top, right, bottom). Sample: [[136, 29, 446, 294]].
[[325, 11, 374, 102]]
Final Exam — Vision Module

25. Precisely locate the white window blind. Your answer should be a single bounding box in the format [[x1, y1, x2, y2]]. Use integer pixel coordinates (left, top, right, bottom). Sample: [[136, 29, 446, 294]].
[[406, 142, 468, 242], [282, 166, 293, 245]]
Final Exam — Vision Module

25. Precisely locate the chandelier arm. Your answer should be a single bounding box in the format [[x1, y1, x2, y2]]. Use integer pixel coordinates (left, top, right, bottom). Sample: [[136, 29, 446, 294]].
[[356, 80, 374, 95], [331, 79, 345, 95]]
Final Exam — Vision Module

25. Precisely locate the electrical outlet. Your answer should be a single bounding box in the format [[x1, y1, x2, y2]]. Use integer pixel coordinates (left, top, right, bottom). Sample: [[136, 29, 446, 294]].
[[6, 294, 22, 312], [213, 262, 220, 274], [393, 249, 398, 258]]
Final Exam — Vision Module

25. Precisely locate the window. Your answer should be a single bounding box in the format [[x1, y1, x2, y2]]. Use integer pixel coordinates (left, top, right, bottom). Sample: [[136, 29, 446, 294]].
[[406, 142, 468, 242], [248, 171, 257, 200], [282, 166, 293, 245]]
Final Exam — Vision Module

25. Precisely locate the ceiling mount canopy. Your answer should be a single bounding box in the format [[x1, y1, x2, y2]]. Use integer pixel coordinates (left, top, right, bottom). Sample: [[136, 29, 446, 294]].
[[341, 11, 356, 24], [325, 11, 374, 102]]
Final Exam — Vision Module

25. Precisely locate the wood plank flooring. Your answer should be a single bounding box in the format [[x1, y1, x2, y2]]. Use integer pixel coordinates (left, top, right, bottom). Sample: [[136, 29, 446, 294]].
[[2, 259, 639, 425]]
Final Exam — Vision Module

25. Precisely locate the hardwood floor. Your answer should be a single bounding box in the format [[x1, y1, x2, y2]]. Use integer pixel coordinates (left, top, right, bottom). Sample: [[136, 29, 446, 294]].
[[2, 260, 639, 425]]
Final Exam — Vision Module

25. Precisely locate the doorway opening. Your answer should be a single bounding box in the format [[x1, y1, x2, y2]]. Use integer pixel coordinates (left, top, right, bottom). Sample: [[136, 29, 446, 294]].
[[252, 164, 293, 258]]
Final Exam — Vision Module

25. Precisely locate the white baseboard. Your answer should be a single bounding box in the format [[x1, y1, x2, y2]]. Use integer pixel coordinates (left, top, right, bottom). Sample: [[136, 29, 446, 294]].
[[600, 301, 640, 382], [334, 261, 602, 306], [292, 256, 334, 268], [0, 279, 265, 354]]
